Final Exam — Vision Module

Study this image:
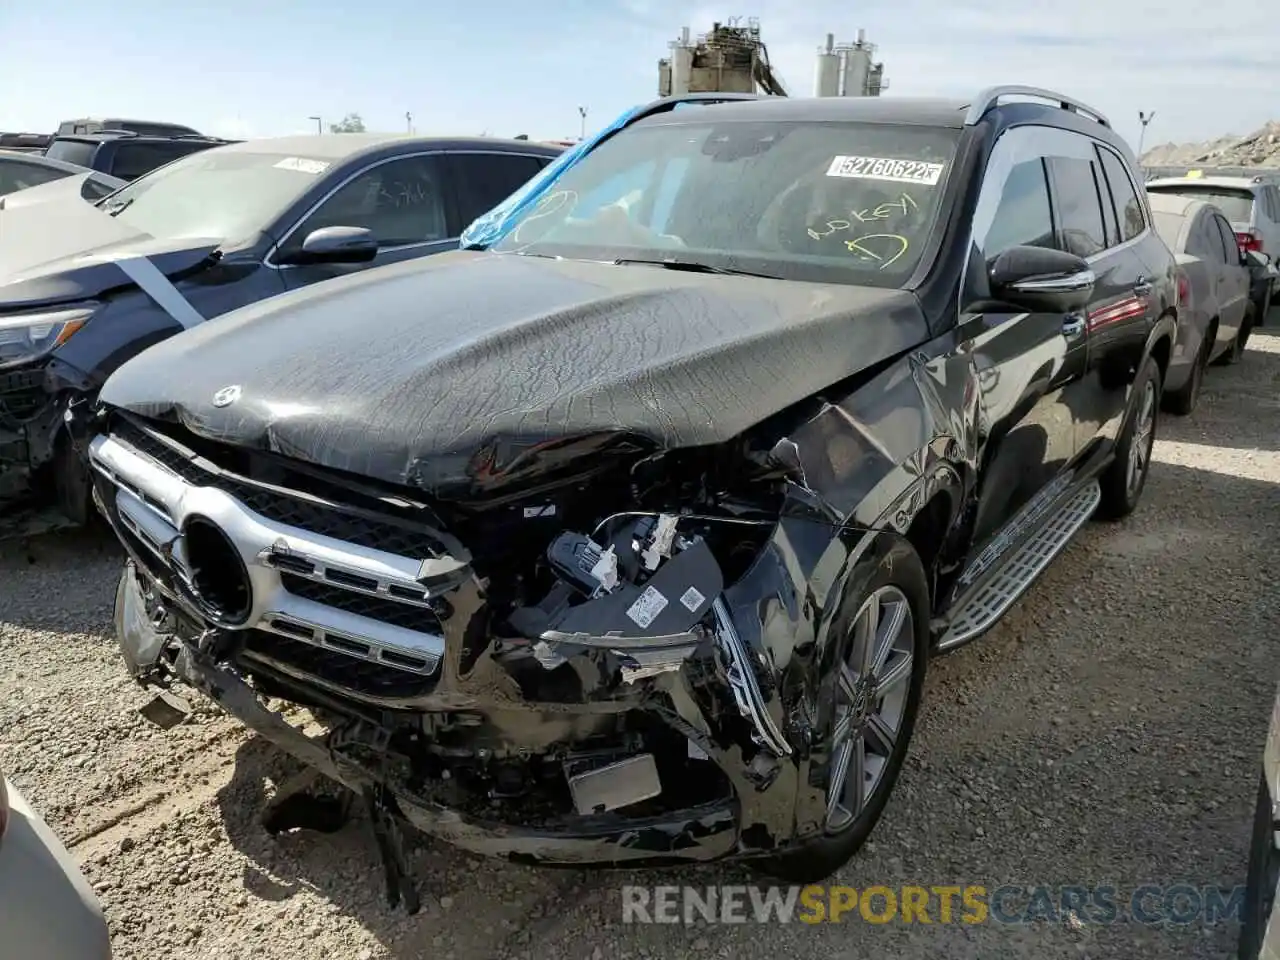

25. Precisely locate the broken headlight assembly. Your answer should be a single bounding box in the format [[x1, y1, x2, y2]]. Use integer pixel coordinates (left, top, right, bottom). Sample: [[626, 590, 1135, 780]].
[[0, 306, 94, 368]]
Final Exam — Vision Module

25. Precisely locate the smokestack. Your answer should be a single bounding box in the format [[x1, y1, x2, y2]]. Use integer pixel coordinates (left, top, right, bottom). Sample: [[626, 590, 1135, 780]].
[[825, 33, 834, 53], [857, 28, 866, 45]]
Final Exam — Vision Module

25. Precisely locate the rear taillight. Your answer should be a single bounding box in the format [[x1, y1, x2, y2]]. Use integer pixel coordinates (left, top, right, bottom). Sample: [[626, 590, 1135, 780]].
[[1237, 229, 1263, 253], [1176, 272, 1190, 308]]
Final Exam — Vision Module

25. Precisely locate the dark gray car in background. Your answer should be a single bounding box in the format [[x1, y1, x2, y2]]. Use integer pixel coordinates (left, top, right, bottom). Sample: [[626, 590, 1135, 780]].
[[0, 133, 561, 526]]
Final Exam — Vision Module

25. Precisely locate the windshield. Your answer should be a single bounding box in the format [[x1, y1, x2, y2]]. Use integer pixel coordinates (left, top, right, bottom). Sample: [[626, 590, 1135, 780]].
[[1147, 185, 1255, 222], [97, 149, 334, 241], [490, 119, 960, 286]]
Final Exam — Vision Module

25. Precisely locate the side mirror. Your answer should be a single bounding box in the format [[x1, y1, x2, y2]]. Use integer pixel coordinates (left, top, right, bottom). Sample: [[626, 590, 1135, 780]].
[[988, 245, 1095, 312], [277, 225, 378, 266]]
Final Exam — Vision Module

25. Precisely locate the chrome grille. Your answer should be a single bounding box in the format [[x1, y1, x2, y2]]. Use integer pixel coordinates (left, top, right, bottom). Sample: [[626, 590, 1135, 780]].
[[89, 424, 459, 699]]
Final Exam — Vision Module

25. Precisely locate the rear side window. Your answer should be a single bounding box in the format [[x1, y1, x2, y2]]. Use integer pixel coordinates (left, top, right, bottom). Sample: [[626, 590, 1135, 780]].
[[1265, 186, 1280, 221], [1147, 185, 1254, 223], [43, 139, 97, 168], [1189, 214, 1227, 263], [109, 141, 215, 180], [452, 152, 548, 226], [0, 160, 69, 196], [1215, 215, 1241, 261], [1096, 147, 1145, 242], [1047, 157, 1107, 258]]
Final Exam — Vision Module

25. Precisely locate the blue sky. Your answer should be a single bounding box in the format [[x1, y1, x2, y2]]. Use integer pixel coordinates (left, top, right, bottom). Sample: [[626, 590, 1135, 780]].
[[2, 1, 1275, 151]]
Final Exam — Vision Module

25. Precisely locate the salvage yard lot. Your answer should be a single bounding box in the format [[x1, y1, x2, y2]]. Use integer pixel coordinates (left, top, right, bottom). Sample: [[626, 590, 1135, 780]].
[[3, 326, 1279, 960]]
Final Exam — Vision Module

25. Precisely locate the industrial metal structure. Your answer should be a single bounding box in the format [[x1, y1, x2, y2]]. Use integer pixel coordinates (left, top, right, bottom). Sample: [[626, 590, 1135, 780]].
[[813, 30, 887, 98], [658, 19, 787, 98], [657, 19, 888, 100]]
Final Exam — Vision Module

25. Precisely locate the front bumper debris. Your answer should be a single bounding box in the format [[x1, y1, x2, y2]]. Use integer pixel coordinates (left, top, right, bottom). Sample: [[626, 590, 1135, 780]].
[[118, 566, 739, 866], [93, 412, 834, 909]]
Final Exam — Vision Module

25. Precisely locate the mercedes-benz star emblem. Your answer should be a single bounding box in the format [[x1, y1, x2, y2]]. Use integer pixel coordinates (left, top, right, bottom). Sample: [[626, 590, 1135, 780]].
[[212, 385, 242, 408]]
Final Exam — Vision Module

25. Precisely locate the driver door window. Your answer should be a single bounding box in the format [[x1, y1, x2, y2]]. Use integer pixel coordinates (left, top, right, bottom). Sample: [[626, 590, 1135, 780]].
[[283, 154, 449, 257]]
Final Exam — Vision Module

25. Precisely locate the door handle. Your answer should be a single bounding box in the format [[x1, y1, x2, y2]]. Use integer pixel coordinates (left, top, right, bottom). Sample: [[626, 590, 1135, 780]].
[[1063, 314, 1086, 337]]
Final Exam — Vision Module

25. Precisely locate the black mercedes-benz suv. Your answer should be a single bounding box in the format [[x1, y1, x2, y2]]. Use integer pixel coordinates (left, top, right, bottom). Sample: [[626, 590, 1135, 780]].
[[85, 87, 1179, 909]]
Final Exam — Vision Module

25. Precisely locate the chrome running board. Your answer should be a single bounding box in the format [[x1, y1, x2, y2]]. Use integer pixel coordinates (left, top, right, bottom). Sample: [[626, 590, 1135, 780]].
[[938, 479, 1101, 651]]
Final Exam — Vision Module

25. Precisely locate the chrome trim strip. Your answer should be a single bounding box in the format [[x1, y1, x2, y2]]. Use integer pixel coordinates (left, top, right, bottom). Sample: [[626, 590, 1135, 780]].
[[89, 433, 445, 673], [712, 597, 792, 757]]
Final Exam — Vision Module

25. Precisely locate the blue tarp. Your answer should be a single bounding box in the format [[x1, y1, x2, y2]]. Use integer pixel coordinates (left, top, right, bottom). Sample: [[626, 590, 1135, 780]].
[[459, 102, 650, 250], [459, 98, 739, 250]]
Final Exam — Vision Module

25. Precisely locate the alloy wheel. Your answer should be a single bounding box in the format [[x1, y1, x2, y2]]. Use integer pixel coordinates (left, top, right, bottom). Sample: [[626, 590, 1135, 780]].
[[825, 585, 915, 833], [1126, 379, 1156, 498]]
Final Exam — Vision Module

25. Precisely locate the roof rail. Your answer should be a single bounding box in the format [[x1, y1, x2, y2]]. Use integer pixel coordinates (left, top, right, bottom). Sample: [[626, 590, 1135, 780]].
[[964, 85, 1111, 129]]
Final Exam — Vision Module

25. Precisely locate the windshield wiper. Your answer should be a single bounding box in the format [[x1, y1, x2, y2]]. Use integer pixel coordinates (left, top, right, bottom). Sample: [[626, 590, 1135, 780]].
[[613, 257, 775, 279]]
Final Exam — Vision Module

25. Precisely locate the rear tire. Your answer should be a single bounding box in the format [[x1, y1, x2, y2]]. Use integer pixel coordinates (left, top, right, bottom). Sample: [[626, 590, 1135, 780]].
[[1164, 335, 1207, 416], [1219, 306, 1255, 366], [1095, 356, 1159, 522], [752, 537, 930, 884]]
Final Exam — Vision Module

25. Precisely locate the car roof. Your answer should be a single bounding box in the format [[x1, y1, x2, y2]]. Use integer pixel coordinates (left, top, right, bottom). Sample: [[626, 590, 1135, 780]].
[[637, 95, 974, 129], [1147, 176, 1263, 191], [49, 131, 229, 145], [212, 134, 564, 161]]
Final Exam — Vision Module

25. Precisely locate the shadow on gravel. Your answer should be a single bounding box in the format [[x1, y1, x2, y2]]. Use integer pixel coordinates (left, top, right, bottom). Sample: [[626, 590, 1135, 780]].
[[1160, 326, 1280, 453], [0, 522, 123, 633]]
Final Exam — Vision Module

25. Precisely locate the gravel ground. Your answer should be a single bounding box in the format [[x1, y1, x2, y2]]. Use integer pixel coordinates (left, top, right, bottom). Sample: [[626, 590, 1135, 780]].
[[2, 324, 1279, 960]]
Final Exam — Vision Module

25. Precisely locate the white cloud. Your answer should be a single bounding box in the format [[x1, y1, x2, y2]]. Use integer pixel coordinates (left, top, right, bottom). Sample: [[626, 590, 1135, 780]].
[[616, 0, 1280, 148]]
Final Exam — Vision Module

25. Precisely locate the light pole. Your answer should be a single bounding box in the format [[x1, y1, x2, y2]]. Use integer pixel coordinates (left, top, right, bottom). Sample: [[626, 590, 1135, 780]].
[[1137, 110, 1155, 159], [405, 111, 413, 134], [577, 106, 587, 141], [308, 115, 322, 135]]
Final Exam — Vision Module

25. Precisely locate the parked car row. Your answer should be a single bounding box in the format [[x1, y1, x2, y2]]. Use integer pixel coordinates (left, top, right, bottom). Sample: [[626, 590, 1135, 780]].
[[1141, 174, 1280, 414], [1, 88, 1271, 958]]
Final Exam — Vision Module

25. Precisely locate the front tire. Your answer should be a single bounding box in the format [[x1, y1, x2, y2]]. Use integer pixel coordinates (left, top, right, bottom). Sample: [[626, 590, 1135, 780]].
[[752, 537, 930, 884], [1096, 355, 1160, 521]]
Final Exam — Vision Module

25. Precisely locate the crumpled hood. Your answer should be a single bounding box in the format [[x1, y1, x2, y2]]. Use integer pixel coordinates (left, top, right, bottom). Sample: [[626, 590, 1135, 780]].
[[99, 250, 930, 495], [0, 197, 219, 310]]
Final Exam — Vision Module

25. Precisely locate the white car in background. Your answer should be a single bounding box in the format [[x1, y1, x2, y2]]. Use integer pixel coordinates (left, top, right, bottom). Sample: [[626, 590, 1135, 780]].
[[1146, 175, 1280, 301], [0, 774, 112, 957]]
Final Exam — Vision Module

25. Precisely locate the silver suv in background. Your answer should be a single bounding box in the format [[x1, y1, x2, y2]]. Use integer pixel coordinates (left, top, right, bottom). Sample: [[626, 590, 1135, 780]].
[[1147, 175, 1280, 302]]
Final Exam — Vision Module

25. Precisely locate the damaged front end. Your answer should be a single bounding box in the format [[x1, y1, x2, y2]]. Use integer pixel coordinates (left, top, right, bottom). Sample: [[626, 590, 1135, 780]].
[[91, 411, 854, 907]]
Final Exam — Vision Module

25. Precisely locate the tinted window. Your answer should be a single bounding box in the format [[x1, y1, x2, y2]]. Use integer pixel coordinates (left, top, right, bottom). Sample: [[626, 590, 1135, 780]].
[[453, 153, 548, 225], [979, 158, 1056, 256], [1265, 186, 1280, 221], [286, 154, 449, 250], [1187, 214, 1225, 262], [1146, 185, 1254, 222], [109, 141, 216, 180], [43, 139, 97, 168], [492, 120, 962, 288], [0, 160, 70, 196], [1097, 147, 1145, 242], [1215, 215, 1242, 261], [1047, 157, 1107, 257]]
